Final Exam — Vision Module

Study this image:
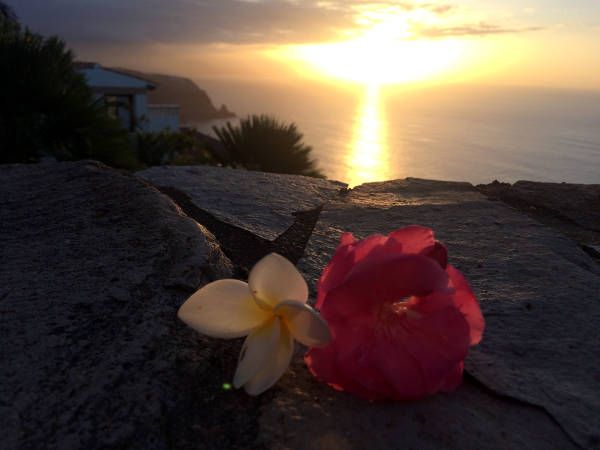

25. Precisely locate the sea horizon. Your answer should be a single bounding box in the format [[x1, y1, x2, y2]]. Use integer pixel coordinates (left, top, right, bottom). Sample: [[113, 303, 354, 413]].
[[191, 80, 600, 187]]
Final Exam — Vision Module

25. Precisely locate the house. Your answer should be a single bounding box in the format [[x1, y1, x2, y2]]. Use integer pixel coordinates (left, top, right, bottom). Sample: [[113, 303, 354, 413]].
[[75, 62, 180, 133]]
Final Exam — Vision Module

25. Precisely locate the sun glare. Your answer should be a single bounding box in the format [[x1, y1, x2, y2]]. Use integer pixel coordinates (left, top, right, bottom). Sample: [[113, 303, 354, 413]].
[[291, 38, 464, 85], [345, 84, 391, 186], [280, 9, 467, 86]]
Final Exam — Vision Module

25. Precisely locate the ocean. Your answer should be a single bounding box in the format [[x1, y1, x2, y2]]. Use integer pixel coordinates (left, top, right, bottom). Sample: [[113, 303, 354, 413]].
[[192, 80, 600, 187]]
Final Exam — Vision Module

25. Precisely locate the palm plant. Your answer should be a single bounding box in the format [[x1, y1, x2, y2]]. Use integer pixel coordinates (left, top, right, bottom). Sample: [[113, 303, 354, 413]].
[[213, 114, 323, 177]]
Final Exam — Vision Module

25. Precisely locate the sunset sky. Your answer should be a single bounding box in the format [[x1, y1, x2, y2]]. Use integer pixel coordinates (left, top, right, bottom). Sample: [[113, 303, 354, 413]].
[[12, 0, 600, 90]]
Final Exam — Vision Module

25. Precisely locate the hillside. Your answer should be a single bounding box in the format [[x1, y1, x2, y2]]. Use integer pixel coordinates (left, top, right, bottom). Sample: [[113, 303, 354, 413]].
[[115, 68, 235, 123]]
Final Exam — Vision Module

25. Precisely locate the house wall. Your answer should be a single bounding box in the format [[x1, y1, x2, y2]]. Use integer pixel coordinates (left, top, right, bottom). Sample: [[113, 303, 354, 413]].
[[144, 105, 180, 133], [134, 94, 148, 125], [78, 64, 181, 133], [80, 65, 153, 131]]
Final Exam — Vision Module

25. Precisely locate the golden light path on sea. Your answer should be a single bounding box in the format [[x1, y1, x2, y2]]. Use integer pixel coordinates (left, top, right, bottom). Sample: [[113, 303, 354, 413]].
[[345, 84, 392, 187]]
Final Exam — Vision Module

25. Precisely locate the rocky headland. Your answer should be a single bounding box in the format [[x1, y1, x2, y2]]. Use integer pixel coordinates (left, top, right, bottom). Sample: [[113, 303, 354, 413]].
[[1, 161, 599, 449], [116, 69, 236, 122]]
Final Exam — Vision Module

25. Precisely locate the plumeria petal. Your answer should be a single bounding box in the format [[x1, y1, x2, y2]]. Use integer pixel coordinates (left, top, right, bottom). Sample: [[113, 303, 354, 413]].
[[177, 279, 271, 339], [243, 320, 295, 395], [233, 317, 281, 389], [248, 253, 308, 309], [274, 300, 331, 348]]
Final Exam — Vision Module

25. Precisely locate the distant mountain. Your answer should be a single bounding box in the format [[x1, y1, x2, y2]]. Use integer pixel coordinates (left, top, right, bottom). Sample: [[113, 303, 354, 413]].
[[114, 68, 235, 123]]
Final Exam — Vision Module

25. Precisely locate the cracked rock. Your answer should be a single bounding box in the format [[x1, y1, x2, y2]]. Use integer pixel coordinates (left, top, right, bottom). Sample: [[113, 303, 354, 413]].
[[0, 161, 249, 449], [267, 178, 600, 449], [138, 165, 345, 240]]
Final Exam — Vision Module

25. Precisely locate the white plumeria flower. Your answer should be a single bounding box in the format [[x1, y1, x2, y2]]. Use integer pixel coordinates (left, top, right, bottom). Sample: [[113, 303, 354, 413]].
[[178, 253, 331, 395]]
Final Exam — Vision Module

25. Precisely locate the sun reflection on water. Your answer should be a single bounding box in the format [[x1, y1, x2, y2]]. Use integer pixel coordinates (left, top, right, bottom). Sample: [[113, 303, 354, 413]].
[[346, 85, 391, 187]]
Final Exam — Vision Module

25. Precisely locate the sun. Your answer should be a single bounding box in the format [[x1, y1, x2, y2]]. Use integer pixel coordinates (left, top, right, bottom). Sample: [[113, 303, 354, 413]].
[[277, 10, 467, 85], [291, 39, 464, 85]]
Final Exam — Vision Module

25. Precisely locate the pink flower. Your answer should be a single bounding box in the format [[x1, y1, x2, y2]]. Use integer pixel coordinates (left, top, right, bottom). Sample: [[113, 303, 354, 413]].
[[305, 225, 484, 401]]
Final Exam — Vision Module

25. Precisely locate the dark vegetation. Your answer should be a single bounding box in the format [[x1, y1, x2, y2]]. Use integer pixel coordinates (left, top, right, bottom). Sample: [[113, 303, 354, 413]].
[[135, 129, 217, 166], [0, 4, 324, 177], [0, 7, 137, 168], [214, 115, 324, 177], [0, 1, 16, 24]]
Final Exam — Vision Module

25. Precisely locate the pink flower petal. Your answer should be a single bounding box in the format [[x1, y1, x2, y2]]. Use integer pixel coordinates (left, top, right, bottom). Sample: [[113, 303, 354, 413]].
[[388, 226, 448, 268], [369, 333, 429, 400], [338, 354, 395, 400], [305, 313, 383, 397], [316, 233, 389, 308], [339, 232, 356, 247], [447, 265, 485, 345], [321, 255, 450, 322], [305, 344, 360, 395], [308, 226, 484, 402], [316, 235, 356, 308], [387, 225, 435, 254], [398, 303, 471, 393], [423, 241, 448, 269], [306, 341, 389, 401], [352, 233, 388, 261], [439, 362, 464, 393]]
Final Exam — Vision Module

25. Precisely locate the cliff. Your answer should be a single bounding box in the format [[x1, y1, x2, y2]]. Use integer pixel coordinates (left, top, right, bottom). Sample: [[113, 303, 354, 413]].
[[115, 68, 235, 123], [1, 162, 599, 449]]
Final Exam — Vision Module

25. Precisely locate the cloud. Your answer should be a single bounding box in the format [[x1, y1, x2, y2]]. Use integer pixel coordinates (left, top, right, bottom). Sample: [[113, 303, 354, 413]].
[[13, 0, 355, 45], [11, 0, 540, 46], [415, 22, 545, 38]]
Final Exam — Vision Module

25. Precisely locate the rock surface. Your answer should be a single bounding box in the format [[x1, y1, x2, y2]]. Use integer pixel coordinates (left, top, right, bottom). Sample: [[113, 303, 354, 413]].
[[261, 361, 575, 450], [268, 178, 600, 449], [138, 165, 345, 240], [156, 185, 322, 272], [479, 180, 600, 231], [479, 180, 600, 248], [0, 161, 261, 449], [2, 164, 599, 449]]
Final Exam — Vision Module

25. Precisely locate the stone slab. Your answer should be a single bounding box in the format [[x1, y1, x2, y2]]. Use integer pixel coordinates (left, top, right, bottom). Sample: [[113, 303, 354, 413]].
[[266, 178, 600, 449], [0, 161, 263, 449], [479, 180, 600, 232], [4, 164, 599, 449], [260, 360, 575, 450], [138, 165, 346, 240], [479, 180, 600, 247]]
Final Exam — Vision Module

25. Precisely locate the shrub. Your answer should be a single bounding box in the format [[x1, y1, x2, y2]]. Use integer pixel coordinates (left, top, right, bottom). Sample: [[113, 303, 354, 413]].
[[135, 129, 217, 167], [213, 114, 323, 177]]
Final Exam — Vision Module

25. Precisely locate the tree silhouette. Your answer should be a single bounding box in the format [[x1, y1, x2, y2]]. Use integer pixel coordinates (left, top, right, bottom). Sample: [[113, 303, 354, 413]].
[[0, 1, 17, 24], [213, 114, 323, 177], [0, 19, 136, 168]]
